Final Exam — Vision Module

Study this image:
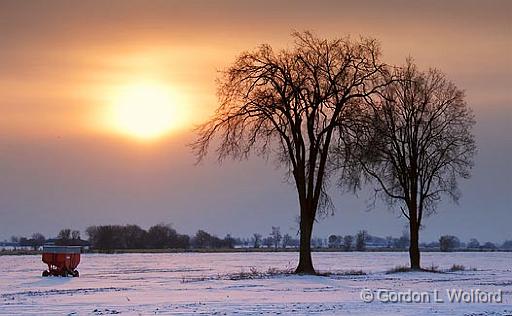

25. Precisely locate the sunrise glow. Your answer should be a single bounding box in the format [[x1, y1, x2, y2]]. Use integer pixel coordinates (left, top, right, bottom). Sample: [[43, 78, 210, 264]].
[[103, 81, 187, 140]]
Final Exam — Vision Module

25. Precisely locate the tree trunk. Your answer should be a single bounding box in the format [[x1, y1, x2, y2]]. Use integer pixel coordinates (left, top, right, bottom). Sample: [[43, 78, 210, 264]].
[[409, 221, 421, 270], [295, 212, 316, 274]]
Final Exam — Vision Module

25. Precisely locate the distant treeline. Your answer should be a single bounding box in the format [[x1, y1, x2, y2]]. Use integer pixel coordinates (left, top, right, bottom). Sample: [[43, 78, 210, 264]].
[[4, 225, 512, 252], [8, 229, 86, 250], [327, 231, 512, 252], [86, 224, 230, 250]]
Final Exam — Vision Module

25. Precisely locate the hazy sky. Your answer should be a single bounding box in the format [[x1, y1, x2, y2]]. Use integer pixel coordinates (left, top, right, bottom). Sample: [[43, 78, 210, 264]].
[[0, 0, 510, 243]]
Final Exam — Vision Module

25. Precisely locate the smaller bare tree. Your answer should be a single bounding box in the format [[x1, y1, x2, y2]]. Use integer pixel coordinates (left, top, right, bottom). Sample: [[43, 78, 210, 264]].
[[345, 60, 476, 269]]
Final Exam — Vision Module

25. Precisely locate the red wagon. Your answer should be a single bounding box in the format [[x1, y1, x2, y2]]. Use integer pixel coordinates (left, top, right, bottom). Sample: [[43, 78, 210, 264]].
[[42, 245, 81, 277]]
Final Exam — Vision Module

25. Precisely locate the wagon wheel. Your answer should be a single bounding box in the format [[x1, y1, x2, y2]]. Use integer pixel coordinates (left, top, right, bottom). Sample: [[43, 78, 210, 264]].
[[72, 270, 79, 277], [42, 270, 49, 277]]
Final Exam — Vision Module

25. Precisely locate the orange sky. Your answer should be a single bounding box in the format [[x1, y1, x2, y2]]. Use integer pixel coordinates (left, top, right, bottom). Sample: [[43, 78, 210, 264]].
[[1, 0, 510, 139], [0, 0, 510, 241]]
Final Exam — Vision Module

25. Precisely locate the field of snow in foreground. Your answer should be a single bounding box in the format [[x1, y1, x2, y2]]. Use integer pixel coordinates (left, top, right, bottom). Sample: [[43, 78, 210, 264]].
[[1, 252, 511, 315]]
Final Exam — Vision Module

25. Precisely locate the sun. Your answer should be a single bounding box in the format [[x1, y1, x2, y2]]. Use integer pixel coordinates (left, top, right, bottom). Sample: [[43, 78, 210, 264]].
[[105, 81, 185, 140]]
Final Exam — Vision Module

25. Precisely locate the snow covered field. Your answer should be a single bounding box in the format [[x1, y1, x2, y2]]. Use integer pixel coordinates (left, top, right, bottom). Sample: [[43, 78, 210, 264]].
[[1, 252, 511, 315]]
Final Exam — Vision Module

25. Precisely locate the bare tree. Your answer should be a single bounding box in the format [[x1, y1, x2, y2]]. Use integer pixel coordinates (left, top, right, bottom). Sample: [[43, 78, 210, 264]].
[[71, 230, 81, 240], [252, 233, 262, 248], [482, 241, 496, 250], [282, 233, 293, 248], [57, 228, 71, 240], [467, 238, 480, 249], [271, 226, 282, 249], [262, 236, 274, 248], [56, 228, 72, 245], [347, 60, 476, 269], [31, 233, 46, 250], [328, 234, 340, 248], [385, 236, 393, 248], [192, 31, 387, 274], [355, 230, 367, 251], [223, 234, 236, 248], [439, 235, 461, 252], [393, 231, 410, 250], [342, 235, 353, 251]]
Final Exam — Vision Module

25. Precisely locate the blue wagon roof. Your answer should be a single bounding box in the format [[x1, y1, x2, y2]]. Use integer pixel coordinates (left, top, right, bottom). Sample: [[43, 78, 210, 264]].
[[42, 245, 81, 253]]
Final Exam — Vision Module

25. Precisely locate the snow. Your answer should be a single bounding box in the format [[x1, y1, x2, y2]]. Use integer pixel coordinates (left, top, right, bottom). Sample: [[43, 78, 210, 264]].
[[1, 252, 511, 315]]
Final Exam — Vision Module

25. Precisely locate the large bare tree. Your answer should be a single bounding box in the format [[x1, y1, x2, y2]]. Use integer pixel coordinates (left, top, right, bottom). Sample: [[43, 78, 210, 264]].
[[192, 32, 387, 274], [346, 60, 476, 269]]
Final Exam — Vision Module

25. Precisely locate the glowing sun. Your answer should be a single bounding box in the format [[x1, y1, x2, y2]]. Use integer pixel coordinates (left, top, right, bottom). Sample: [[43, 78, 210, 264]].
[[105, 81, 186, 140]]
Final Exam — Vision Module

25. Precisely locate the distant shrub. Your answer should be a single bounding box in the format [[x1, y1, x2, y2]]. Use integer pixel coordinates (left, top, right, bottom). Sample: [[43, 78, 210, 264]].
[[386, 265, 410, 273], [423, 263, 440, 272], [449, 264, 465, 272], [181, 266, 294, 283], [317, 269, 366, 277], [387, 263, 441, 273]]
